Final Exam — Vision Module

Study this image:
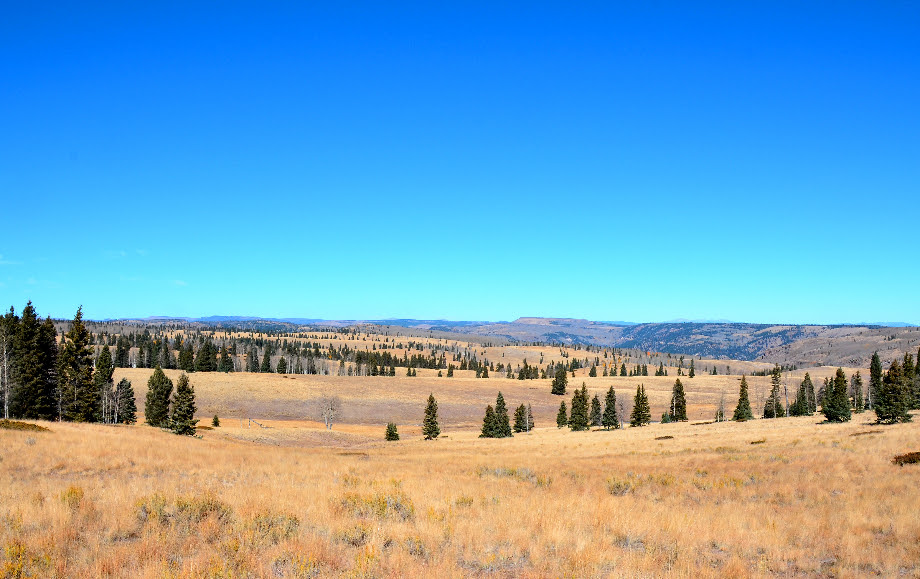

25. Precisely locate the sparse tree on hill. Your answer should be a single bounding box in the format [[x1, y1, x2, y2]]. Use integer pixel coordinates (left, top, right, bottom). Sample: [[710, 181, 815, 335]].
[[602, 386, 619, 429], [733, 376, 754, 422], [851, 371, 864, 412], [494, 392, 512, 437], [670, 378, 687, 421], [480, 404, 497, 438], [875, 359, 911, 424], [790, 374, 813, 417], [170, 373, 198, 435], [688, 359, 695, 378], [569, 383, 590, 431], [868, 352, 882, 410], [423, 393, 440, 439], [822, 367, 851, 423], [385, 422, 399, 441], [551, 366, 567, 395], [526, 403, 534, 430], [513, 403, 528, 433], [630, 384, 651, 427], [556, 400, 568, 428], [212, 414, 220, 427], [144, 366, 173, 427], [590, 394, 602, 427], [763, 367, 786, 419], [114, 378, 136, 424]]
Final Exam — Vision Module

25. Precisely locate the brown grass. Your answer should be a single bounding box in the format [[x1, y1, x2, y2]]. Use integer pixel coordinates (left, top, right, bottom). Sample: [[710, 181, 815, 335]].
[[0, 419, 51, 432]]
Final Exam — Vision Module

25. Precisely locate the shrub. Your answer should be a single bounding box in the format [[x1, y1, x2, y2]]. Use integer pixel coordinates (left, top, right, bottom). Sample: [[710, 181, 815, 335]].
[[892, 452, 920, 466]]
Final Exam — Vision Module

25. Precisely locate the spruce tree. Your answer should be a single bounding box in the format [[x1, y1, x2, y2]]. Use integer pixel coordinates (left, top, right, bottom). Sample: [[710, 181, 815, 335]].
[[851, 371, 864, 413], [480, 404, 497, 438], [144, 366, 173, 427], [170, 373, 198, 435], [913, 346, 920, 410], [763, 367, 785, 419], [93, 346, 115, 423], [569, 383, 589, 431], [218, 346, 234, 372], [869, 352, 883, 410], [526, 403, 534, 431], [822, 367, 851, 422], [513, 403, 527, 433], [494, 392, 512, 437], [246, 347, 259, 373], [0, 307, 19, 420], [630, 384, 651, 427], [590, 394, 602, 427], [688, 359, 695, 378], [260, 348, 273, 373], [670, 378, 687, 421], [60, 307, 97, 422], [619, 363, 627, 376], [11, 302, 58, 420], [276, 357, 288, 374], [422, 393, 440, 439], [551, 366, 567, 395], [385, 422, 399, 441], [114, 378, 136, 424], [875, 359, 911, 424], [790, 375, 811, 416], [556, 400, 568, 428], [602, 386, 619, 429], [732, 375, 754, 421], [803, 372, 817, 414], [178, 343, 195, 372]]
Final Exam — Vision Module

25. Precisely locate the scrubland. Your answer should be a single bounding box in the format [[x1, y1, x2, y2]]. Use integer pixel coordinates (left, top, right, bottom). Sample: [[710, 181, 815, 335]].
[[2, 368, 918, 577]]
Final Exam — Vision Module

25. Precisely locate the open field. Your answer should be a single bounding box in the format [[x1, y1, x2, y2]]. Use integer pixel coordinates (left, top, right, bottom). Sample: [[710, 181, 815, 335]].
[[2, 365, 919, 578]]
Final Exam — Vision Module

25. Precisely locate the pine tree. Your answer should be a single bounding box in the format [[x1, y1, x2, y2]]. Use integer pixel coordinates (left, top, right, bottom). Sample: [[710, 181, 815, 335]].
[[851, 371, 864, 413], [602, 386, 619, 429], [875, 359, 911, 424], [822, 367, 851, 422], [144, 366, 173, 427], [688, 359, 695, 378], [60, 307, 97, 422], [569, 383, 589, 431], [246, 347, 259, 373], [218, 346, 234, 372], [422, 393, 440, 439], [114, 378, 136, 424], [385, 422, 399, 441], [630, 384, 651, 427], [93, 346, 115, 423], [551, 366, 567, 395], [590, 394, 602, 427], [914, 346, 920, 410], [732, 375, 754, 422], [869, 352, 883, 410], [260, 348, 273, 373], [494, 392, 512, 437], [790, 374, 812, 417], [588, 365, 597, 377], [276, 357, 287, 374], [526, 403, 535, 431], [513, 404, 528, 433], [480, 404, 497, 438], [0, 308, 18, 420], [670, 378, 687, 421], [11, 302, 58, 420], [178, 343, 194, 372], [763, 367, 785, 419], [556, 400, 568, 428], [170, 373, 198, 435], [212, 414, 220, 427]]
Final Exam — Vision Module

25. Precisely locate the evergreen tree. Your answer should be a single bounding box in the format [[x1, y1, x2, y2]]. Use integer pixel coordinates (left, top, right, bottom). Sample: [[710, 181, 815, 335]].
[[494, 392, 512, 437], [513, 403, 528, 433], [588, 365, 597, 377], [385, 422, 399, 441], [144, 366, 173, 427], [480, 404, 497, 438], [763, 366, 785, 419], [276, 357, 287, 374], [732, 376, 754, 422], [114, 335, 130, 368], [212, 414, 220, 427], [0, 307, 19, 420], [619, 363, 627, 376], [551, 366, 567, 395], [526, 403, 534, 430], [556, 400, 568, 428], [851, 371, 864, 413], [195, 341, 217, 372], [260, 347, 273, 373], [914, 347, 920, 410], [93, 346, 115, 423], [422, 393, 440, 439], [602, 386, 619, 429], [114, 378, 136, 424], [170, 373, 198, 435], [178, 344, 195, 372], [715, 390, 726, 422], [246, 347, 259, 373], [59, 307, 97, 422], [590, 394, 602, 427], [688, 359, 695, 378], [803, 372, 817, 414], [218, 346, 234, 373], [869, 352, 883, 410], [10, 302, 58, 419], [670, 378, 687, 421], [822, 367, 851, 422], [569, 383, 590, 431], [790, 374, 812, 417], [875, 359, 911, 424], [630, 384, 651, 426]]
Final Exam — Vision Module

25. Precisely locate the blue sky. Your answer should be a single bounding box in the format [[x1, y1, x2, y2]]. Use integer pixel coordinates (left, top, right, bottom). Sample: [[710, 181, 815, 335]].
[[1, 2, 918, 324]]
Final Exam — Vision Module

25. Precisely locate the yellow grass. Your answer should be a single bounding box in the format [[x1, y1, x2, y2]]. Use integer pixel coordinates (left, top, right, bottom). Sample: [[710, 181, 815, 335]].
[[2, 375, 919, 577]]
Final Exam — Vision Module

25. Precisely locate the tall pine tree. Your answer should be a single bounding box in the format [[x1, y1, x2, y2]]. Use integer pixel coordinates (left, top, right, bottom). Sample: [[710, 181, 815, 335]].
[[114, 378, 136, 424], [422, 393, 440, 439], [875, 359, 911, 424], [60, 307, 97, 422], [669, 378, 687, 421], [822, 367, 851, 422], [94, 346, 115, 423], [732, 375, 754, 422], [556, 400, 568, 428], [170, 373, 198, 435], [590, 394, 602, 427], [630, 384, 651, 427], [602, 386, 619, 429], [144, 366, 173, 427], [480, 404, 497, 438], [494, 392, 512, 437], [569, 383, 589, 431], [868, 352, 883, 411]]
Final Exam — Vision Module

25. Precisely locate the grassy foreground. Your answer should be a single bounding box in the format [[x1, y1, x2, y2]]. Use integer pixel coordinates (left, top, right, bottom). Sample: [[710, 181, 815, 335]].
[[1, 412, 918, 577]]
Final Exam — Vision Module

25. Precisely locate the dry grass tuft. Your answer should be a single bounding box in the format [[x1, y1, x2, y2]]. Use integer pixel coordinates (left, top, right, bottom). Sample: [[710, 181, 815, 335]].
[[0, 419, 50, 432]]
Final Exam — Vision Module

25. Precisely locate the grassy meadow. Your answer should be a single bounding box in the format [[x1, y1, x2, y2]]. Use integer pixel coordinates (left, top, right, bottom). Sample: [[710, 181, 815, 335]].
[[1, 358, 918, 577]]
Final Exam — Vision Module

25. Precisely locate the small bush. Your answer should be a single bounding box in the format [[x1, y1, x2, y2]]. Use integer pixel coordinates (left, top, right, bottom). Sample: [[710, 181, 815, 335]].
[[212, 415, 220, 427], [892, 452, 920, 466], [247, 512, 300, 544], [655, 435, 674, 440], [0, 420, 50, 432], [60, 486, 84, 509], [339, 491, 414, 521], [750, 439, 766, 445]]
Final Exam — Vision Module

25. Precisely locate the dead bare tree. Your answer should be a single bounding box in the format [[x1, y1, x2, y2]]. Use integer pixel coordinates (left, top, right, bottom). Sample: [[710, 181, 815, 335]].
[[318, 394, 342, 430]]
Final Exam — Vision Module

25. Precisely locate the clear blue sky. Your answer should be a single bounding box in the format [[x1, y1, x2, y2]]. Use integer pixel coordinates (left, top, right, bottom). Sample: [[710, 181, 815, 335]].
[[2, 2, 918, 324]]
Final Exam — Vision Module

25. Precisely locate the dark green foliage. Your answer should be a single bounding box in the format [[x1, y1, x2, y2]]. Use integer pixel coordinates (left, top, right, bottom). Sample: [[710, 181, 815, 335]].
[[590, 394, 602, 427], [144, 366, 173, 428], [602, 386, 619, 429], [10, 305, 58, 420], [688, 359, 695, 378], [94, 346, 115, 423], [276, 357, 287, 374], [513, 403, 532, 433], [260, 347, 273, 373], [170, 373, 198, 435], [178, 343, 195, 372], [114, 378, 136, 424], [733, 376, 754, 422], [630, 384, 651, 427], [763, 365, 785, 419], [875, 359, 912, 424], [550, 366, 567, 395], [60, 307, 97, 422], [246, 347, 259, 373], [446, 364, 454, 377], [114, 335, 131, 368], [869, 352, 883, 410], [569, 383, 590, 431], [669, 378, 687, 421], [422, 393, 440, 439], [218, 346, 234, 373], [588, 365, 597, 377], [790, 373, 814, 416], [556, 401, 567, 428], [851, 371, 864, 413], [212, 414, 220, 427], [385, 422, 399, 441], [494, 392, 512, 437], [195, 340, 217, 372], [822, 367, 851, 422], [480, 404, 497, 438], [619, 363, 627, 377]]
